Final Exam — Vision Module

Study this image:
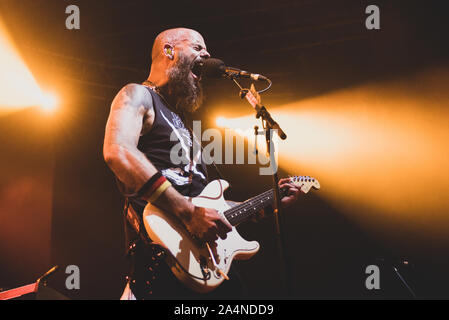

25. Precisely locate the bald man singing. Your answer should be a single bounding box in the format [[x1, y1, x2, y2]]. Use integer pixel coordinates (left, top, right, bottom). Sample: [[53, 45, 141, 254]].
[[103, 28, 301, 299]]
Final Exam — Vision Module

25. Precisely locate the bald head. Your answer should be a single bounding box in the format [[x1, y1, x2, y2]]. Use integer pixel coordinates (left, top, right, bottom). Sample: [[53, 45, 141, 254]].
[[151, 28, 204, 62], [146, 28, 210, 113]]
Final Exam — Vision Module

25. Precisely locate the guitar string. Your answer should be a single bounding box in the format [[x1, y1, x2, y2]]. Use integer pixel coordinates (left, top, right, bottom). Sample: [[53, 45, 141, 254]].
[[224, 181, 298, 225], [224, 189, 273, 220], [224, 189, 275, 225], [227, 189, 275, 219], [232, 192, 274, 225]]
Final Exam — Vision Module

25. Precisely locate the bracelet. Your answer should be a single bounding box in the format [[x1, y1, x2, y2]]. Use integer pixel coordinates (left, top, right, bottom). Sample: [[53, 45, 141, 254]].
[[137, 172, 172, 203], [136, 172, 163, 198], [148, 180, 172, 203]]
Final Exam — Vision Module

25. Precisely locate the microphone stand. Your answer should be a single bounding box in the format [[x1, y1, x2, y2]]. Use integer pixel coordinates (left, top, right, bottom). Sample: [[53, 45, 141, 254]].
[[232, 79, 290, 297]]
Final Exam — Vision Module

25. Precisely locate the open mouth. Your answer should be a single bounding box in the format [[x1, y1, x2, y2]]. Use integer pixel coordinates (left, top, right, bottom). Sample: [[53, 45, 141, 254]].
[[190, 60, 204, 81]]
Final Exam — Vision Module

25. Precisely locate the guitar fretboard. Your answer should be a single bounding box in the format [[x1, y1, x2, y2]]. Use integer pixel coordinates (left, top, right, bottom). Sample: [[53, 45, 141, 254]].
[[223, 189, 281, 226]]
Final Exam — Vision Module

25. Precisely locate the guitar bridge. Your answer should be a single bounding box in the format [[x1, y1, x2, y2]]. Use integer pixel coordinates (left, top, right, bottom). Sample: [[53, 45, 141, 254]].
[[206, 243, 229, 280]]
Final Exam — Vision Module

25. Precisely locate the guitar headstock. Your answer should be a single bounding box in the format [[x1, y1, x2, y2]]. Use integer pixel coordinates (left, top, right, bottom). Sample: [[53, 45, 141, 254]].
[[289, 176, 320, 194]]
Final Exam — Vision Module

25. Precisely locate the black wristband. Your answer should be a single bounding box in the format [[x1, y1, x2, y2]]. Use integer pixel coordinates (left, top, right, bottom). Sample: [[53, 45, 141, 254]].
[[136, 172, 163, 198]]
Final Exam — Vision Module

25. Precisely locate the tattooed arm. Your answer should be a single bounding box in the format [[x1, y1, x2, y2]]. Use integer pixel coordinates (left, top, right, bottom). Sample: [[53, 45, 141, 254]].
[[103, 83, 231, 241]]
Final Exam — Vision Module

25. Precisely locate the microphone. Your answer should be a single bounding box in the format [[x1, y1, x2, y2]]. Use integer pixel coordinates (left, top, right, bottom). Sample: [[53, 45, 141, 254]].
[[202, 58, 268, 81]]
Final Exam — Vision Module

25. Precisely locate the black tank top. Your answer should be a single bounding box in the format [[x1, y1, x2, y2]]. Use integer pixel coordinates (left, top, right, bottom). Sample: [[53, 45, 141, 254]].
[[127, 86, 208, 216]]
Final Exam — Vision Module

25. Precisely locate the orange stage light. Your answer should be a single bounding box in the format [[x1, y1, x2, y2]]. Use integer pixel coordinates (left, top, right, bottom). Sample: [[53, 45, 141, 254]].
[[216, 67, 449, 241], [0, 18, 58, 114]]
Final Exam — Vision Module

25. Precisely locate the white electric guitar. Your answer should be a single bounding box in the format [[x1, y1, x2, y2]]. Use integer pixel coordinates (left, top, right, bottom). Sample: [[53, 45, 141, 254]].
[[143, 176, 320, 293]]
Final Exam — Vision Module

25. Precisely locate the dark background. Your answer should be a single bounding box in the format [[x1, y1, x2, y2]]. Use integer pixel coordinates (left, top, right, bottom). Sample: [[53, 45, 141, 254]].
[[0, 0, 448, 299]]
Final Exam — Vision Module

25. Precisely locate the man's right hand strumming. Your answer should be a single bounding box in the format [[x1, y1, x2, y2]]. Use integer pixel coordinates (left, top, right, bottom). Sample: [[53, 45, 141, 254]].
[[180, 204, 232, 243]]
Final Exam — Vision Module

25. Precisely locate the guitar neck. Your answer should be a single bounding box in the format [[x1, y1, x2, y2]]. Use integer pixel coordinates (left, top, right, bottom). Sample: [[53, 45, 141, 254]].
[[224, 188, 283, 226]]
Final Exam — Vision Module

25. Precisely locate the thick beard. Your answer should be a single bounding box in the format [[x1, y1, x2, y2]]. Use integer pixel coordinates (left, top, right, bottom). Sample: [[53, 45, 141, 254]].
[[164, 54, 203, 114]]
